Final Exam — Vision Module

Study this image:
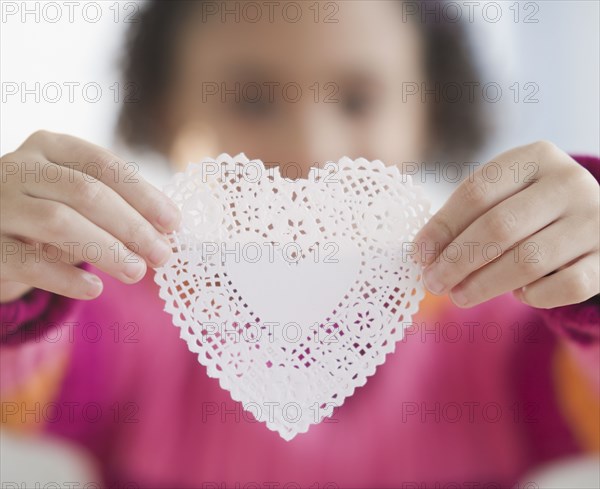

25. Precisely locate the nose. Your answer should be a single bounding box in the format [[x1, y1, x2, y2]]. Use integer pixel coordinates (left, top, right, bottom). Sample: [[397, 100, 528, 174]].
[[271, 104, 349, 179]]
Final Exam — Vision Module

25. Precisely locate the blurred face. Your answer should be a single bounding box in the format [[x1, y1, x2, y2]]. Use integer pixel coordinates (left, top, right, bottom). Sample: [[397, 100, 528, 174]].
[[164, 1, 428, 178]]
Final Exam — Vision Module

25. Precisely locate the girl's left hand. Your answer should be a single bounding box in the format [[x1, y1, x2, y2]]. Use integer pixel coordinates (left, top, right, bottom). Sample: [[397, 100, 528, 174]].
[[413, 141, 599, 309]]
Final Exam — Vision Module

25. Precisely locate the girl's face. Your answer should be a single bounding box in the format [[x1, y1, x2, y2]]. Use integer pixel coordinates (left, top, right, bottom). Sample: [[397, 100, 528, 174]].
[[164, 1, 428, 177]]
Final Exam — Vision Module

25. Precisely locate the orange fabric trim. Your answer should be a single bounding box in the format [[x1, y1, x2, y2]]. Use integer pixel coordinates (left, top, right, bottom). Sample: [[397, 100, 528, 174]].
[[1, 350, 69, 433], [553, 344, 600, 452], [411, 290, 453, 324]]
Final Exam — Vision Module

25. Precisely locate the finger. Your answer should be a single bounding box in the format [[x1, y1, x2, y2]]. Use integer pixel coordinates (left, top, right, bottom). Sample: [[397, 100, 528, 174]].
[[1, 236, 103, 300], [22, 160, 172, 268], [19, 236, 81, 265], [29, 130, 181, 233], [41, 241, 81, 265], [514, 252, 600, 308], [414, 142, 549, 266], [4, 198, 147, 284], [447, 217, 595, 308], [422, 183, 566, 294]]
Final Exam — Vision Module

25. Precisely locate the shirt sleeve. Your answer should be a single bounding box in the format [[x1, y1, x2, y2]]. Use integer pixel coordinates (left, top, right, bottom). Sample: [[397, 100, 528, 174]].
[[534, 155, 600, 391], [0, 269, 88, 398], [1, 276, 86, 347]]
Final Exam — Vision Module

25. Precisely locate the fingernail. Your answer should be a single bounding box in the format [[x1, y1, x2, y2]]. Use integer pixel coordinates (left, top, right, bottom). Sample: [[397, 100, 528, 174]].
[[123, 258, 146, 281], [148, 238, 172, 267], [450, 288, 469, 307], [157, 202, 181, 230], [84, 274, 103, 298], [423, 266, 445, 294]]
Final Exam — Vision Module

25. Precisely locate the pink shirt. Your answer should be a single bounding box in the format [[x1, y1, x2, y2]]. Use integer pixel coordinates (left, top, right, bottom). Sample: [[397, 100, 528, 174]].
[[1, 156, 598, 489]]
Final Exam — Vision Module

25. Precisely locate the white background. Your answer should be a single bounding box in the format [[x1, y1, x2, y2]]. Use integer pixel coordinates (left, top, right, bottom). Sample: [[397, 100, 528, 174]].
[[2, 0, 599, 173]]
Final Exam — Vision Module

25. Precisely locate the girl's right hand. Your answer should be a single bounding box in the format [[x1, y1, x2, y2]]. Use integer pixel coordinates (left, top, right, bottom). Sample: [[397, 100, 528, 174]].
[[0, 131, 181, 303]]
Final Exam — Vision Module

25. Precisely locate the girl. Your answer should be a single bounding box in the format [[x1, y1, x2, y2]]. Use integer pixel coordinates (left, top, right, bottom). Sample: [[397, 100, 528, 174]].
[[1, 1, 598, 487]]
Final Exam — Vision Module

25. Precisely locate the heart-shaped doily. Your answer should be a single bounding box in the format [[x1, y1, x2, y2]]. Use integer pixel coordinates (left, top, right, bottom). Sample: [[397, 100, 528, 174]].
[[155, 154, 431, 440]]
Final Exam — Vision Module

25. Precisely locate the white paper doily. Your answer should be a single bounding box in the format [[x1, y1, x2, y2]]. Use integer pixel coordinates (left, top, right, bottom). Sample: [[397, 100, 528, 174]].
[[155, 154, 431, 440]]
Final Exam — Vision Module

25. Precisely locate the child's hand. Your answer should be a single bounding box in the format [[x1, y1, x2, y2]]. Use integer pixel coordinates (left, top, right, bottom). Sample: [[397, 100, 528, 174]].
[[414, 141, 599, 309], [0, 131, 181, 303]]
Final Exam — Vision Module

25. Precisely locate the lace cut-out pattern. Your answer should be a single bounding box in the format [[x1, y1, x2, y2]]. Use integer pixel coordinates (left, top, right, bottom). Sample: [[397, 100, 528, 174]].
[[155, 154, 431, 440]]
